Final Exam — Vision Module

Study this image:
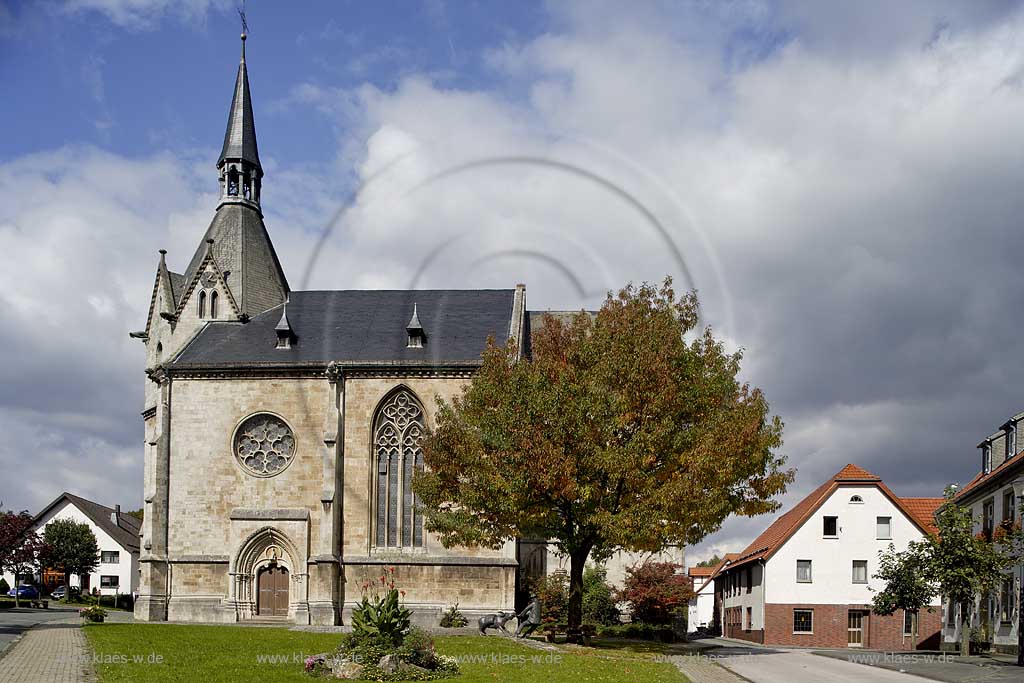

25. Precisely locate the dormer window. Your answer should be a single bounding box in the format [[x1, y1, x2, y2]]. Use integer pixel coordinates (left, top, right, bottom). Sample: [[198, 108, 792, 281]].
[[850, 495, 863, 504], [406, 303, 425, 348], [1007, 424, 1017, 460], [983, 444, 992, 474]]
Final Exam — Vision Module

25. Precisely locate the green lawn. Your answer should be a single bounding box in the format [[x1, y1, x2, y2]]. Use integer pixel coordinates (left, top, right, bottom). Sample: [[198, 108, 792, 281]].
[[83, 624, 687, 683]]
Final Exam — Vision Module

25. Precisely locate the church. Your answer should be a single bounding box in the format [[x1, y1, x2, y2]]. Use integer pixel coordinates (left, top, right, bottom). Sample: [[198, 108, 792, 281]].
[[131, 33, 532, 625]]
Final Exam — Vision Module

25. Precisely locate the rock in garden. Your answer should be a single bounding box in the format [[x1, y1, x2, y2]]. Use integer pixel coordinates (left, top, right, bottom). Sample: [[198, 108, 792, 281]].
[[377, 654, 401, 675], [330, 660, 364, 679]]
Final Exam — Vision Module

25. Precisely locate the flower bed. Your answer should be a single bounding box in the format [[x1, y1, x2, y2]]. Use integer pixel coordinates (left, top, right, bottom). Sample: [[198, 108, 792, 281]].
[[79, 605, 107, 623], [304, 567, 459, 680]]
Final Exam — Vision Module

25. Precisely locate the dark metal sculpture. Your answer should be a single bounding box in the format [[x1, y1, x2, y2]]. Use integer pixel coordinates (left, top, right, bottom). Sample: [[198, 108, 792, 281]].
[[477, 610, 517, 636], [515, 596, 541, 639]]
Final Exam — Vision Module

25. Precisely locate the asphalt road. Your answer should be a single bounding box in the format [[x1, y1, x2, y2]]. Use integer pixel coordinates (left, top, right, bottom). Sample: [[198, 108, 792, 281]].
[[708, 643, 921, 683], [0, 607, 81, 656]]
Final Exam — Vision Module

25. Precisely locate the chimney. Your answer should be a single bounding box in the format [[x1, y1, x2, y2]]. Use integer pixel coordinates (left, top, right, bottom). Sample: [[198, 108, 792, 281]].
[[111, 504, 120, 526]]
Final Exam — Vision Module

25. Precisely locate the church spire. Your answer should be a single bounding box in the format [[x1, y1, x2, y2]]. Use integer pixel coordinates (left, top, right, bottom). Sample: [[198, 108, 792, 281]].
[[217, 30, 262, 205]]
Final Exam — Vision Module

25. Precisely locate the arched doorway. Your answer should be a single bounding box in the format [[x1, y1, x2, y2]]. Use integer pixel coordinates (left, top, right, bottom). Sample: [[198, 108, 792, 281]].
[[257, 565, 289, 617]]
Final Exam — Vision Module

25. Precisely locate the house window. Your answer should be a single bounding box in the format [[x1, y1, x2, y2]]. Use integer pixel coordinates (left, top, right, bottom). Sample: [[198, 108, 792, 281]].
[[796, 560, 812, 583], [946, 601, 956, 627], [374, 389, 426, 548], [1001, 579, 1013, 624], [904, 610, 918, 636], [983, 500, 994, 536], [849, 495, 863, 504], [1003, 489, 1016, 523], [100, 575, 119, 588], [210, 290, 218, 318], [852, 560, 868, 584], [876, 516, 892, 540], [793, 609, 813, 633], [746, 606, 752, 630], [100, 551, 119, 564], [198, 290, 206, 318], [823, 516, 838, 537]]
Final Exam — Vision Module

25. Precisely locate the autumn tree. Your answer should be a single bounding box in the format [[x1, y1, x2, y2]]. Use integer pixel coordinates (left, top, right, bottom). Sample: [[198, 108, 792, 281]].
[[0, 509, 46, 607], [618, 562, 693, 626], [871, 542, 935, 650], [414, 280, 791, 641], [40, 519, 99, 600], [696, 555, 723, 568]]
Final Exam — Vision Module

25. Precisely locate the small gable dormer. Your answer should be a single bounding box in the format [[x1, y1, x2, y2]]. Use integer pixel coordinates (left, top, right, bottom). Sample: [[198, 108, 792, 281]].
[[275, 298, 295, 349], [406, 303, 425, 348]]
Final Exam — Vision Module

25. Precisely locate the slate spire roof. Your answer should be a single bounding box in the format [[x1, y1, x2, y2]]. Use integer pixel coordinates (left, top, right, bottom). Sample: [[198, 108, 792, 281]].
[[218, 34, 261, 173]]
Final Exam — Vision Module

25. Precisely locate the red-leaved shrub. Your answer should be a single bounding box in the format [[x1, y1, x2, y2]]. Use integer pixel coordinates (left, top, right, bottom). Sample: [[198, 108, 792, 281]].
[[618, 562, 693, 625]]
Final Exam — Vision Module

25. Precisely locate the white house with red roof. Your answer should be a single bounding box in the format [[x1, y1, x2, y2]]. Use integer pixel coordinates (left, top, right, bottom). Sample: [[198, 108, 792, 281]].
[[2, 492, 140, 598], [687, 565, 716, 630], [709, 464, 942, 650]]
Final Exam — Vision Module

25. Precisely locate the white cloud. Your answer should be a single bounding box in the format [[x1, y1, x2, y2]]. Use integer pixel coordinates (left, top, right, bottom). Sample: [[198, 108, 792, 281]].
[[6, 2, 1024, 568], [61, 0, 231, 30]]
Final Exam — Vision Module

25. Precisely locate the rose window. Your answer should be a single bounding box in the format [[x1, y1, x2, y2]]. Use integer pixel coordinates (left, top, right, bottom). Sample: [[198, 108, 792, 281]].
[[234, 414, 296, 477]]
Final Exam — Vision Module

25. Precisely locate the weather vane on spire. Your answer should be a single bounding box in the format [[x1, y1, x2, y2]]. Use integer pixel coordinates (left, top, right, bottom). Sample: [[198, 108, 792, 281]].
[[238, 1, 248, 59], [238, 1, 249, 39]]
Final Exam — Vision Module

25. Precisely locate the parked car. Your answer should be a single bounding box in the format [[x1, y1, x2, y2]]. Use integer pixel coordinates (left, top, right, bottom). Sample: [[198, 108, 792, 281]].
[[7, 585, 40, 600], [49, 585, 80, 601]]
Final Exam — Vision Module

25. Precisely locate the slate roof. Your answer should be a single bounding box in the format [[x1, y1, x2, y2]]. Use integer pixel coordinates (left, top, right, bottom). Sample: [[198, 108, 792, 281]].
[[168, 271, 186, 306], [32, 492, 140, 552], [179, 202, 290, 317], [173, 289, 515, 368], [218, 52, 261, 171], [716, 464, 936, 574]]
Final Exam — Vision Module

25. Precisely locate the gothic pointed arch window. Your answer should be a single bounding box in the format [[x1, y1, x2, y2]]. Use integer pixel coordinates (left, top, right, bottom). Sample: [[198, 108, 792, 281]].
[[373, 388, 425, 548], [198, 290, 207, 318], [210, 290, 219, 318]]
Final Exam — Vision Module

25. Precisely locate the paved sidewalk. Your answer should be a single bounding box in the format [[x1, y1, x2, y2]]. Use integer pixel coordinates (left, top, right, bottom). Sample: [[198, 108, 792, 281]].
[[671, 653, 749, 682], [0, 617, 94, 683]]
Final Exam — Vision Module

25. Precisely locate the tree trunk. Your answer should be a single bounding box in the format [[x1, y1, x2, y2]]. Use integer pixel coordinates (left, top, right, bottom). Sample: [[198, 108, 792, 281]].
[[960, 601, 970, 657], [63, 570, 69, 603], [12, 571, 19, 608], [565, 547, 590, 644]]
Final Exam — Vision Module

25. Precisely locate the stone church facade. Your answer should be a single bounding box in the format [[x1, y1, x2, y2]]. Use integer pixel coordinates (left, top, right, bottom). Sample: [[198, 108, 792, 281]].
[[132, 35, 528, 625]]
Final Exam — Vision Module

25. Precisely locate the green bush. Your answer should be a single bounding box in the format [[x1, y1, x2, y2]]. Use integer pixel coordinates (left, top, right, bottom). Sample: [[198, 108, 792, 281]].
[[313, 569, 459, 680], [0, 578, 10, 594], [582, 565, 620, 626], [531, 572, 568, 629], [438, 603, 468, 628], [351, 568, 412, 646], [597, 622, 676, 642]]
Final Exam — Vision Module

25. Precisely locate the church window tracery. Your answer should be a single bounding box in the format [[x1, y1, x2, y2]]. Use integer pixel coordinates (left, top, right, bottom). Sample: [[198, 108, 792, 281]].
[[233, 413, 296, 477], [373, 389, 425, 548]]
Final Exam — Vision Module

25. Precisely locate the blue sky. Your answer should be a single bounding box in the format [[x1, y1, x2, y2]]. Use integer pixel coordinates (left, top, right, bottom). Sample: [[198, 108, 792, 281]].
[[3, 0, 1024, 563], [1, 2, 549, 164]]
